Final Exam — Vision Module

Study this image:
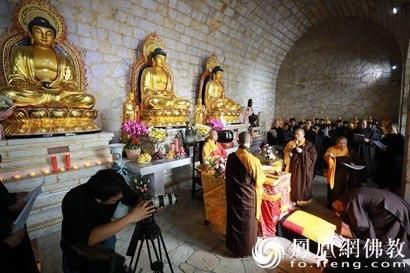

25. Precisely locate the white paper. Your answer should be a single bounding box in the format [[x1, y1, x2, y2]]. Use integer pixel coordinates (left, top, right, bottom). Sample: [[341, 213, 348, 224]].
[[372, 140, 387, 149], [342, 162, 366, 170], [12, 180, 45, 233], [353, 133, 365, 142]]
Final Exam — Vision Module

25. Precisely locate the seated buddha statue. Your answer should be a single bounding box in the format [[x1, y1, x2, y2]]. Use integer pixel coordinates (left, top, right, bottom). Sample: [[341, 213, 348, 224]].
[[0, 17, 95, 109], [204, 66, 241, 113], [141, 48, 190, 110]]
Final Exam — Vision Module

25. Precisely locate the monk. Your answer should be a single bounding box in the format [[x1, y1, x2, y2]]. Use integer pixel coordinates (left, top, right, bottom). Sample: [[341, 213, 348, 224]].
[[283, 128, 317, 206], [225, 132, 265, 257], [324, 136, 364, 207], [333, 188, 410, 258], [350, 119, 380, 179], [202, 129, 227, 163]]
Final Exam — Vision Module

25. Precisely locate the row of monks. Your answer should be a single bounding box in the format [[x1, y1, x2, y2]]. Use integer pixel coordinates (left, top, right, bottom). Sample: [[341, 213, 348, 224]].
[[0, 0, 243, 136]]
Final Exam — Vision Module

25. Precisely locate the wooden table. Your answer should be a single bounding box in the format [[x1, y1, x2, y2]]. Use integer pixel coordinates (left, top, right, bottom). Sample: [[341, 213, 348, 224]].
[[125, 157, 192, 196]]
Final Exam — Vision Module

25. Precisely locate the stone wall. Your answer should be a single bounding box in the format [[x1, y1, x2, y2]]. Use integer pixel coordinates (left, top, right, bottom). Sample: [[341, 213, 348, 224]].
[[275, 18, 402, 122], [0, 0, 285, 138], [0, 0, 408, 134]]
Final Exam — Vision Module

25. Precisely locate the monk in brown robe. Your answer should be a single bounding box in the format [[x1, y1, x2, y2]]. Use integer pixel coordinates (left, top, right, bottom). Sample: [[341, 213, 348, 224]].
[[283, 128, 317, 206], [225, 132, 265, 257], [333, 188, 410, 258]]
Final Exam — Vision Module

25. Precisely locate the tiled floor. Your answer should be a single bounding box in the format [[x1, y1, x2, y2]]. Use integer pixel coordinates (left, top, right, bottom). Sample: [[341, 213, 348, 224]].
[[36, 176, 338, 273]]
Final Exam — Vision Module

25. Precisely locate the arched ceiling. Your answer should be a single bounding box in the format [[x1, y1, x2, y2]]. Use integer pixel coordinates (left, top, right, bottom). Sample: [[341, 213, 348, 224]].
[[228, 0, 410, 77]]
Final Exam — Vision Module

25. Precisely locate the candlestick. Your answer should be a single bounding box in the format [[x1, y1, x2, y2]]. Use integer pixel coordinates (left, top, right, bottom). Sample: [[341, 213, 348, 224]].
[[64, 154, 71, 170], [51, 155, 58, 173]]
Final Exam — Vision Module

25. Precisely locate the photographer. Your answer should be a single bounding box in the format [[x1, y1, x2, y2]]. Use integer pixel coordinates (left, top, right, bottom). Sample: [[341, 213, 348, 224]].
[[61, 169, 155, 273]]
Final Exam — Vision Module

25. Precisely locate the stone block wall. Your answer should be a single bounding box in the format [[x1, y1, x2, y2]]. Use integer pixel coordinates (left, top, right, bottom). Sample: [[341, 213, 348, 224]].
[[274, 18, 402, 122], [0, 0, 286, 139]]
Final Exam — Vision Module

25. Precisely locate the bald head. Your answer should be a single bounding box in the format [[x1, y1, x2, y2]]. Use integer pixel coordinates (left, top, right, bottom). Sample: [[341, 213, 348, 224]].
[[208, 129, 218, 141], [238, 132, 251, 147], [294, 128, 305, 142]]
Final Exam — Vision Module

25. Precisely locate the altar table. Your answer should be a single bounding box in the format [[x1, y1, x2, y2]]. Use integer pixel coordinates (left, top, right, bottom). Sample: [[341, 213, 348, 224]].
[[125, 157, 192, 195]]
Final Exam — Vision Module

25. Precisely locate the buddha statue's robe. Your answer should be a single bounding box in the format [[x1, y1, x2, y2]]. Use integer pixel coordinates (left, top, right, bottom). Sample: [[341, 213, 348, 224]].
[[204, 79, 241, 112], [140, 66, 190, 110]]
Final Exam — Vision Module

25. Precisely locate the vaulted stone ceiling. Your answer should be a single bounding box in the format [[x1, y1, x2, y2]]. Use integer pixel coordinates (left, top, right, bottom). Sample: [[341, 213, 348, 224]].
[[210, 0, 410, 77]]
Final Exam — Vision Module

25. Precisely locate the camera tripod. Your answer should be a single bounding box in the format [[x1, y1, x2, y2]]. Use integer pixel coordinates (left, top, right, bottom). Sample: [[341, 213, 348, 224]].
[[126, 216, 174, 273]]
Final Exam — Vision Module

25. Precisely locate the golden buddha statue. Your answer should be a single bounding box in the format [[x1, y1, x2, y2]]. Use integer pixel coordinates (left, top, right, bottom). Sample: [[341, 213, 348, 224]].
[[141, 48, 190, 111], [123, 33, 190, 127], [0, 1, 99, 136], [194, 98, 206, 124], [1, 17, 94, 109], [204, 66, 241, 114]]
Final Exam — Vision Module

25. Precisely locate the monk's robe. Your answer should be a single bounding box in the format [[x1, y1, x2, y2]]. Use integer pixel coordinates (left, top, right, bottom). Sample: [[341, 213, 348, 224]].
[[324, 145, 364, 205], [225, 146, 265, 257], [350, 127, 380, 178], [341, 188, 410, 258], [374, 132, 405, 191], [202, 139, 227, 163], [283, 139, 317, 206]]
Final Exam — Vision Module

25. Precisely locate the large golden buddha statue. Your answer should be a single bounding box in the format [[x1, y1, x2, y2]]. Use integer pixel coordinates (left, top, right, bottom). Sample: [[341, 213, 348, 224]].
[[0, 0, 98, 136], [141, 48, 190, 111], [123, 33, 190, 127], [196, 55, 242, 124]]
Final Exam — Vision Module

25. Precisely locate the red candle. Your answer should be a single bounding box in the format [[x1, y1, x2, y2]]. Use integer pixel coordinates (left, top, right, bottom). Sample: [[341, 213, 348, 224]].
[[51, 155, 58, 173], [64, 154, 71, 170]]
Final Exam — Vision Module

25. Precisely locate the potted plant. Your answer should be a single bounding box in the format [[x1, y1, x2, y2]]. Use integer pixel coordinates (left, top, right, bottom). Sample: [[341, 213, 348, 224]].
[[0, 95, 16, 140], [121, 120, 148, 160]]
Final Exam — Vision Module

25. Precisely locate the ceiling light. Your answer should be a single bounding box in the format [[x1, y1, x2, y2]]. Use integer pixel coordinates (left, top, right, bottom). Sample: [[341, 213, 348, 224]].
[[392, 65, 397, 70], [393, 7, 398, 14]]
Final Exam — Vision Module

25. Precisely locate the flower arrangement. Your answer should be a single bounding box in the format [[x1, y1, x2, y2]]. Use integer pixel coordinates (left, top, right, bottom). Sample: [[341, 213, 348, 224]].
[[121, 120, 148, 149], [257, 144, 281, 165], [148, 127, 168, 143], [202, 157, 227, 178], [207, 118, 224, 131], [194, 124, 211, 138]]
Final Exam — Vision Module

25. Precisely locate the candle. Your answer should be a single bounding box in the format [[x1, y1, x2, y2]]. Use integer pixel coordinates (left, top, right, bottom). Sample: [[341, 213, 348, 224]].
[[60, 167, 65, 172], [14, 174, 21, 180], [42, 169, 50, 175], [64, 154, 71, 170], [84, 161, 91, 167], [73, 165, 79, 170], [96, 161, 102, 165], [29, 172, 36, 177], [51, 155, 58, 173]]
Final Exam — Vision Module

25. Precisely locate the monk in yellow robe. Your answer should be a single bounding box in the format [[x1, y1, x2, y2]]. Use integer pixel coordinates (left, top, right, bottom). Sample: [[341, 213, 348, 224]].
[[324, 136, 364, 207], [202, 129, 227, 163], [225, 132, 265, 257]]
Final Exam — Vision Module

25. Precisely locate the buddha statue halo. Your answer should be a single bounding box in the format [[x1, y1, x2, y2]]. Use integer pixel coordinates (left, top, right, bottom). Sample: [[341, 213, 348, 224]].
[[0, 0, 99, 136]]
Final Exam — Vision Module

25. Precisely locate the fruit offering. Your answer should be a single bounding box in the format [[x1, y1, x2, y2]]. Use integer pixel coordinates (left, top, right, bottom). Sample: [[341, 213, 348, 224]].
[[148, 127, 168, 143], [136, 153, 152, 164], [166, 150, 176, 159], [153, 151, 165, 160]]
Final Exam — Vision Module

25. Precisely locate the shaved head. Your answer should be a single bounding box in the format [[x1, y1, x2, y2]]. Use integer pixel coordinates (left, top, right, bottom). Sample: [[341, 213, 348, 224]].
[[238, 132, 251, 147]]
